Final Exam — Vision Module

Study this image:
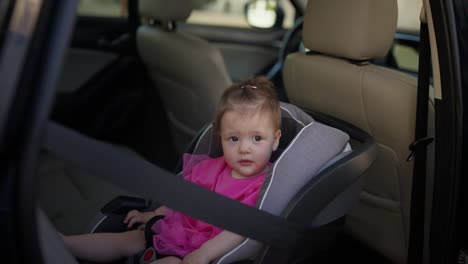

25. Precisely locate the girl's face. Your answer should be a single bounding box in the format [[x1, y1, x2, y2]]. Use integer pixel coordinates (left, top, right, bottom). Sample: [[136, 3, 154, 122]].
[[220, 109, 281, 179]]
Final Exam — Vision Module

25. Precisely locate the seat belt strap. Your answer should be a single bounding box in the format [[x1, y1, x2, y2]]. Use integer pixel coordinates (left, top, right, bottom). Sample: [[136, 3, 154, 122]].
[[407, 21, 432, 264], [43, 121, 306, 249], [127, 0, 139, 45]]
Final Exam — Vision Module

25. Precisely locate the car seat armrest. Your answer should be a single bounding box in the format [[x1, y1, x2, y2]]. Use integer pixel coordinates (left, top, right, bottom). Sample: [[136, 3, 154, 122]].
[[101, 195, 151, 215]]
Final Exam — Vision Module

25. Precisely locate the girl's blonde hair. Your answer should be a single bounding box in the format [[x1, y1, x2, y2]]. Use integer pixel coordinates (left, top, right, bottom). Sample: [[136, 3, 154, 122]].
[[214, 76, 281, 132]]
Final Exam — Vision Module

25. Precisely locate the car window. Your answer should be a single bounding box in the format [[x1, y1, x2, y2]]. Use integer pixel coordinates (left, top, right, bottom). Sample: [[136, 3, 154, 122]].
[[187, 0, 296, 29], [392, 40, 419, 73], [397, 0, 422, 33], [393, 0, 423, 73], [77, 0, 128, 17]]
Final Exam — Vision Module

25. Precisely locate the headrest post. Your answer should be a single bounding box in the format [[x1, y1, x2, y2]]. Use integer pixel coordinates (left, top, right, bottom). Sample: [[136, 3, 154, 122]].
[[148, 20, 177, 32], [420, 5, 427, 24]]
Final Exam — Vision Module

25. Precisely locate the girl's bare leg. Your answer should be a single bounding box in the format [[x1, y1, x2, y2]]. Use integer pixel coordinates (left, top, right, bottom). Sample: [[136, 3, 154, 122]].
[[150, 256, 182, 264], [62, 230, 146, 262]]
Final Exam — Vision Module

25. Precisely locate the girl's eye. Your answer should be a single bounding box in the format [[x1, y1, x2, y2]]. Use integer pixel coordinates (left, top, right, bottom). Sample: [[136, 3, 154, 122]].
[[254, 136, 262, 142], [229, 136, 239, 142]]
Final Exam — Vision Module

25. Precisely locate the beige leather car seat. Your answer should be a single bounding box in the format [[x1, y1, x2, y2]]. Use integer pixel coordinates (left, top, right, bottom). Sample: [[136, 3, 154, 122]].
[[283, 0, 433, 262], [137, 0, 232, 154]]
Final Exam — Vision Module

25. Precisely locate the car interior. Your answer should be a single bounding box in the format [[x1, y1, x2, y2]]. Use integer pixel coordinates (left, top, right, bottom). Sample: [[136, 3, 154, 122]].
[[43, 101, 377, 263], [282, 0, 435, 263], [137, 0, 232, 154], [37, 0, 434, 263]]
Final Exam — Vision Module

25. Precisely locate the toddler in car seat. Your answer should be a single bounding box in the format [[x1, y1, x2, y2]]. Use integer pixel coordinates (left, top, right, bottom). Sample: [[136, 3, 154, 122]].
[[61, 76, 282, 264]]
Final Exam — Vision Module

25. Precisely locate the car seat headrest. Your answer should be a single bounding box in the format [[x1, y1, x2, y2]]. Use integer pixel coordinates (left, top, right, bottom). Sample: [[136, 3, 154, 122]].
[[189, 102, 317, 162], [139, 0, 192, 22], [303, 0, 398, 61]]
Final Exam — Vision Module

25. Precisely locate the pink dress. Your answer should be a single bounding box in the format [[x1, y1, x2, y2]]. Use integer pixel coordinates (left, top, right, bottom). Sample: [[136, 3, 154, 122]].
[[151, 155, 268, 257]]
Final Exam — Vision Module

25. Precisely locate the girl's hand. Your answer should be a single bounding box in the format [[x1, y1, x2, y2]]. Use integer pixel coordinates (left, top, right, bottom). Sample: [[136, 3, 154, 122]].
[[181, 249, 210, 264], [123, 209, 153, 228]]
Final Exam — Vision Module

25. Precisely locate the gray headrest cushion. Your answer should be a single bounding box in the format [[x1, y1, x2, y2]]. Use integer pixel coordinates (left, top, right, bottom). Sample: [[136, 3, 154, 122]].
[[303, 0, 397, 60], [139, 0, 192, 22]]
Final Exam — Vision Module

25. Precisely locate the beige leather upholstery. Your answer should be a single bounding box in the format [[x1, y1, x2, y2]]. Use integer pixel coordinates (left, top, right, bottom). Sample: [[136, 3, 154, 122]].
[[137, 0, 232, 154], [303, 0, 397, 60], [139, 0, 192, 22], [283, 0, 433, 262]]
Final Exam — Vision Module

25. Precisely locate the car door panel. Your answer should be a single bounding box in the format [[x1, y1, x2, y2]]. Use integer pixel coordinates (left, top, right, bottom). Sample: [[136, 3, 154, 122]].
[[71, 16, 132, 53]]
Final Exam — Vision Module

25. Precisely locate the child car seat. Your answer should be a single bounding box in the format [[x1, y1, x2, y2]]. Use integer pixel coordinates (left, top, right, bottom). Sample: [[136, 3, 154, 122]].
[[82, 102, 377, 264]]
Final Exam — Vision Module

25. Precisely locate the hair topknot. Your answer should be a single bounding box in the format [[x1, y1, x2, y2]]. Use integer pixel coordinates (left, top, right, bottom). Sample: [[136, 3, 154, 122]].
[[214, 76, 281, 132]]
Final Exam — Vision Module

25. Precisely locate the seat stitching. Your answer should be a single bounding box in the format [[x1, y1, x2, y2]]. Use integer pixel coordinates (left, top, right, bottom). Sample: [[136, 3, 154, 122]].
[[359, 69, 373, 134]]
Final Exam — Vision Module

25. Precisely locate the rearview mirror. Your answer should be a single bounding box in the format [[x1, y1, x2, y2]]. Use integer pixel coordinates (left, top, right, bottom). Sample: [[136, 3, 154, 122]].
[[245, 0, 284, 29]]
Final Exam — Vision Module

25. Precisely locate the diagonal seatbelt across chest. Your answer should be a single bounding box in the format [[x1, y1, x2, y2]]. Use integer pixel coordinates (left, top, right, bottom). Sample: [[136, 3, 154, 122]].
[[43, 121, 305, 249]]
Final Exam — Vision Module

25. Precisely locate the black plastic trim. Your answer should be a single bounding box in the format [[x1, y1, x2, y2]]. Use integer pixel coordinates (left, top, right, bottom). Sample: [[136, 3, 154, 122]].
[[429, 0, 464, 263]]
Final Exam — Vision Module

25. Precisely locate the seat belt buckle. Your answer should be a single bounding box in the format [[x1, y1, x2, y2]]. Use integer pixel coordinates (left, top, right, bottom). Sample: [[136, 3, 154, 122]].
[[406, 137, 434, 162]]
